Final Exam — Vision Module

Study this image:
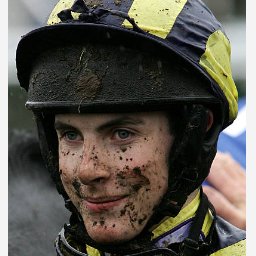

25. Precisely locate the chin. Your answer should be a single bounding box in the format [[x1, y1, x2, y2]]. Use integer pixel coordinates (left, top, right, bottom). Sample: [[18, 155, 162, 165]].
[[89, 229, 128, 244], [85, 222, 140, 244]]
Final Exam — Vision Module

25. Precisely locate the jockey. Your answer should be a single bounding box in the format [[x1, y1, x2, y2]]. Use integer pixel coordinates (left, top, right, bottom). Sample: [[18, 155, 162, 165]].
[[16, 0, 246, 255]]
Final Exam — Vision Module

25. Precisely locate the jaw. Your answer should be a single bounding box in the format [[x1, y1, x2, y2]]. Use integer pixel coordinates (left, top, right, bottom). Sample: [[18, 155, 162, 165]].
[[83, 215, 144, 244]]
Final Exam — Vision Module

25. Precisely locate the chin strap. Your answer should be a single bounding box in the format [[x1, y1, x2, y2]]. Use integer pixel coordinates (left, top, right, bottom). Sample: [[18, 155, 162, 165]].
[[179, 189, 215, 256]]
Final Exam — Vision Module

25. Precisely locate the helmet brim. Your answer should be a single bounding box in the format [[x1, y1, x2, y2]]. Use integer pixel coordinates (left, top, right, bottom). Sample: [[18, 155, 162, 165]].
[[16, 23, 214, 89]]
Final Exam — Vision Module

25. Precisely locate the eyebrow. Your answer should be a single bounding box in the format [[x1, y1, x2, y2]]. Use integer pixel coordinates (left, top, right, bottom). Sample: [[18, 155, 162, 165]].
[[96, 116, 144, 132], [54, 116, 144, 132], [54, 121, 76, 131]]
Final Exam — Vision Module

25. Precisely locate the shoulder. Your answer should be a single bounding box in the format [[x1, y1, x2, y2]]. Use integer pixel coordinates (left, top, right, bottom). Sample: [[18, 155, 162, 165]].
[[210, 240, 246, 256], [210, 216, 246, 256]]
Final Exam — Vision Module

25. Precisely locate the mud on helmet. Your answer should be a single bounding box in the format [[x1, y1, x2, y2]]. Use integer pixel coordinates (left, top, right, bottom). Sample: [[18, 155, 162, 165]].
[[16, 0, 238, 220]]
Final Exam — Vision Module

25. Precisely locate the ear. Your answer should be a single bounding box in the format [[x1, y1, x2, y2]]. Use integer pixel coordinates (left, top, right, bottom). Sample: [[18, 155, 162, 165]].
[[206, 110, 214, 132]]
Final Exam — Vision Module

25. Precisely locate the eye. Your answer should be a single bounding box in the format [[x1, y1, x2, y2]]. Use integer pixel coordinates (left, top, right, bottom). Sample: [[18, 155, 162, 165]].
[[63, 131, 82, 142], [114, 129, 133, 140]]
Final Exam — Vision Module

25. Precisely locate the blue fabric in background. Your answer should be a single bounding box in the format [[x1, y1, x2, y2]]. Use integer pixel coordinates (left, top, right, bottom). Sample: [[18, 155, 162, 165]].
[[217, 97, 246, 168]]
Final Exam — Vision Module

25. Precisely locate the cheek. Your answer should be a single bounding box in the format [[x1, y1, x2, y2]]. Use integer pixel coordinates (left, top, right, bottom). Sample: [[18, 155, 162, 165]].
[[120, 161, 168, 227], [115, 139, 170, 181], [59, 152, 82, 208], [139, 142, 170, 193], [59, 149, 81, 183], [142, 160, 168, 193]]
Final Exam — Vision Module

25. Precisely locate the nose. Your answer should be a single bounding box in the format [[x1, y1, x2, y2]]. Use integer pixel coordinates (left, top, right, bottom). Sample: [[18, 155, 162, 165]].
[[77, 145, 111, 185]]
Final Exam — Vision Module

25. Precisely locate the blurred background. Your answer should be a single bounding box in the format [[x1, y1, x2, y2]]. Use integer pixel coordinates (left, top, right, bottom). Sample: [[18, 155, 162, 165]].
[[9, 0, 246, 131]]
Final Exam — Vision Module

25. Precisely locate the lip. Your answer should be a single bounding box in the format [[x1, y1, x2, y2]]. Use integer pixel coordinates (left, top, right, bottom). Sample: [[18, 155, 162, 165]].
[[84, 196, 128, 213]]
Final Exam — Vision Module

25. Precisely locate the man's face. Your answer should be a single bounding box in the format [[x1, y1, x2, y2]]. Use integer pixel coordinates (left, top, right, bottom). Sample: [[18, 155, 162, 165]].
[[55, 112, 174, 243]]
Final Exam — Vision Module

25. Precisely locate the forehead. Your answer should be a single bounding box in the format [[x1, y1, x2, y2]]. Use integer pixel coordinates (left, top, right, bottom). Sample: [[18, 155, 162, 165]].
[[55, 111, 169, 128]]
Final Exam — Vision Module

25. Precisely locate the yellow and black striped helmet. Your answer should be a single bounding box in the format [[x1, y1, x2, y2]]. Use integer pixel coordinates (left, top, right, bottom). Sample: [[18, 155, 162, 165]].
[[16, 0, 238, 128], [16, 0, 239, 218]]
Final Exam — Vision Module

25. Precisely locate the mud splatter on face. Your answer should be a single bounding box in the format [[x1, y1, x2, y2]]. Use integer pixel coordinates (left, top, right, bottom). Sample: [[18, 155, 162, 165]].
[[138, 214, 147, 225], [120, 201, 136, 225], [131, 184, 142, 192], [115, 165, 151, 192], [133, 167, 141, 175], [116, 171, 127, 187], [132, 166, 150, 188], [72, 178, 82, 198], [120, 145, 127, 152], [61, 150, 70, 156]]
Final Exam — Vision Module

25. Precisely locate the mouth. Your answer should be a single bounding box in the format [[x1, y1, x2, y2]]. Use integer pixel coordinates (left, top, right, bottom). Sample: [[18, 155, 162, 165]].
[[84, 195, 128, 213]]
